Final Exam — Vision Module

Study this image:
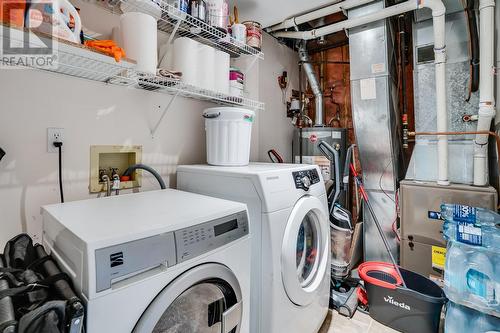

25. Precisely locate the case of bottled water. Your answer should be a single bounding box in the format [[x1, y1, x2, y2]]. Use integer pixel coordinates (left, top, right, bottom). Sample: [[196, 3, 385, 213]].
[[445, 302, 500, 333], [441, 204, 499, 317]]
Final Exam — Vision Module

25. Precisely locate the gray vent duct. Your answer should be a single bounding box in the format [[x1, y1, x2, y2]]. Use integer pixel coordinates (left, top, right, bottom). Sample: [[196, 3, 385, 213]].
[[299, 44, 324, 126]]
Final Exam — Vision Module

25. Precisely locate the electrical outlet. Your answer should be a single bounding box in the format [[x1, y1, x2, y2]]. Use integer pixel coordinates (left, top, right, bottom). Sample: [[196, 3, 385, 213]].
[[47, 128, 64, 153]]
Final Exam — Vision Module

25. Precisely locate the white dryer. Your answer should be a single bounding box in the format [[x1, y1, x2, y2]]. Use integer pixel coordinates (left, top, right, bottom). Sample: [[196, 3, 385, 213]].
[[41, 189, 251, 333], [178, 164, 330, 333]]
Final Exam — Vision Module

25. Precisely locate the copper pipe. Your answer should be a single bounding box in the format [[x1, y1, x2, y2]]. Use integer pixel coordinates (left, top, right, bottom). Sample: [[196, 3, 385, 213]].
[[409, 130, 500, 163]]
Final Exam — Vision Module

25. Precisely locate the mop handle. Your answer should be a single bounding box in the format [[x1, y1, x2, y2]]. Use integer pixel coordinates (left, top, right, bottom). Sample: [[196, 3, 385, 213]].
[[349, 164, 407, 288]]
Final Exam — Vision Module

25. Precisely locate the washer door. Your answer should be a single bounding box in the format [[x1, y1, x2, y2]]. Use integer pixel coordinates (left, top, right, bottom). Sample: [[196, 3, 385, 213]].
[[281, 196, 329, 306], [134, 264, 243, 333]]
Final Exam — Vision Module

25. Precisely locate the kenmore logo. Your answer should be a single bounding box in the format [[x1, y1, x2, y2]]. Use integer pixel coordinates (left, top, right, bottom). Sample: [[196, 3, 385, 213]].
[[110, 252, 124, 268], [383, 296, 411, 311]]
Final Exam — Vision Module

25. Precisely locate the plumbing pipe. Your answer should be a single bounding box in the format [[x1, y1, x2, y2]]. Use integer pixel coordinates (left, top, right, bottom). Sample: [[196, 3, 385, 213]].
[[474, 0, 496, 186], [274, 0, 449, 185], [273, 1, 423, 40], [299, 43, 324, 126], [266, 0, 375, 33], [496, 0, 500, 131]]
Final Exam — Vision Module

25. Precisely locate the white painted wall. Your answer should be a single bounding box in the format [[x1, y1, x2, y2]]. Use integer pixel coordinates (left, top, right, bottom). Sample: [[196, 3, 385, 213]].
[[258, 33, 300, 163], [0, 9, 298, 247]]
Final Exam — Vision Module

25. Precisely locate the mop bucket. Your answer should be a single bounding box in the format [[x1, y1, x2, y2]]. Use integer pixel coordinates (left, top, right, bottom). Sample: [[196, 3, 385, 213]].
[[359, 262, 447, 333]]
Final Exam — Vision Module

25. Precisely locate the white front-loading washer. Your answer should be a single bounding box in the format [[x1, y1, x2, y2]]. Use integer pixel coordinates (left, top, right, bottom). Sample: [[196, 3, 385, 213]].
[[178, 163, 331, 333], [41, 189, 251, 333]]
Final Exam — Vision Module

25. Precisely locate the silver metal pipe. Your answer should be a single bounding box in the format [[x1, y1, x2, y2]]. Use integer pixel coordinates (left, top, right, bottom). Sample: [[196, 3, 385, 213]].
[[299, 44, 324, 126]]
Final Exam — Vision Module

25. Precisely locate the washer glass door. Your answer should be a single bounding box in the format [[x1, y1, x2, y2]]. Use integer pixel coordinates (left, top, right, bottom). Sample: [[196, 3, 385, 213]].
[[296, 212, 320, 287], [152, 283, 226, 333], [134, 264, 242, 333], [282, 196, 329, 306]]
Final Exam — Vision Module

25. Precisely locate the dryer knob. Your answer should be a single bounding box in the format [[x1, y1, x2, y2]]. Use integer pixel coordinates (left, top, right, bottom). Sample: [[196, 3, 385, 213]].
[[301, 176, 311, 191]]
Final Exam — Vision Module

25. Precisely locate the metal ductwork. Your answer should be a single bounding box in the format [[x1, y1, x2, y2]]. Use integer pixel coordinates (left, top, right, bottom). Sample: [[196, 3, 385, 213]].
[[298, 43, 324, 126]]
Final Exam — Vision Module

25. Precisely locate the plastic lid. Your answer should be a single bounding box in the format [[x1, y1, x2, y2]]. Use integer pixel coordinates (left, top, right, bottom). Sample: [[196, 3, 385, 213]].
[[203, 107, 255, 121]]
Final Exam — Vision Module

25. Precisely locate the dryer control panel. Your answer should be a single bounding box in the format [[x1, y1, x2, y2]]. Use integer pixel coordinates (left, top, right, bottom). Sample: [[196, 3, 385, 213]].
[[293, 169, 321, 191], [175, 211, 249, 263]]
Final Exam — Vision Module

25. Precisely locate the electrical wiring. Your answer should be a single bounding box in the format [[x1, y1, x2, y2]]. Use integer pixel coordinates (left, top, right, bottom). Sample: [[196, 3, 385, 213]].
[[53, 142, 64, 203], [378, 160, 396, 204], [392, 190, 401, 242]]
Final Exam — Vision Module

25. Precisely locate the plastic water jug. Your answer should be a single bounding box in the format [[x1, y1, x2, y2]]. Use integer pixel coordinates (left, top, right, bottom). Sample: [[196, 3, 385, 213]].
[[26, 0, 82, 43]]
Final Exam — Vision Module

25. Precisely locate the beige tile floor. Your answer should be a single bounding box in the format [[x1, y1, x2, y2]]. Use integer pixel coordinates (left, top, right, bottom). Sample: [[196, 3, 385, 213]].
[[318, 310, 398, 333]]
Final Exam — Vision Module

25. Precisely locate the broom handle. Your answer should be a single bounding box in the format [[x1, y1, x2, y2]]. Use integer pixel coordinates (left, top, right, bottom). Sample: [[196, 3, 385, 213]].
[[350, 164, 407, 288]]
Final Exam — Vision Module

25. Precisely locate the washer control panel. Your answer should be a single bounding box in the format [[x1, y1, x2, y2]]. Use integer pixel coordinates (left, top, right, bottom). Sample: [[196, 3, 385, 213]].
[[175, 211, 249, 263], [293, 169, 321, 191], [94, 210, 249, 293]]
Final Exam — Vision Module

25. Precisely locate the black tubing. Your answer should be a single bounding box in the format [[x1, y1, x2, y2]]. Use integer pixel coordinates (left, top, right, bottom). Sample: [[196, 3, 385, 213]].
[[318, 141, 341, 210], [465, 0, 479, 97], [123, 164, 167, 190], [0, 257, 16, 333], [343, 144, 356, 210]]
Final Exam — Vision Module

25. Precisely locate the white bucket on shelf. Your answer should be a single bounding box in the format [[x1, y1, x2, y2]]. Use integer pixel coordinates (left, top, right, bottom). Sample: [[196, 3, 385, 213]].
[[203, 107, 255, 166]]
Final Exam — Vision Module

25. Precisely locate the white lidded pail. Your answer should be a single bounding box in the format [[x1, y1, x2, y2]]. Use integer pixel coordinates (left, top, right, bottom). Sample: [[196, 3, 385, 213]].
[[203, 107, 255, 166]]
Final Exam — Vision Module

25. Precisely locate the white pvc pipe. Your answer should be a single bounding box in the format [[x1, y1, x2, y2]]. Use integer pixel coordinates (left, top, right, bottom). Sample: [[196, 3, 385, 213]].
[[496, 0, 500, 131], [273, 1, 418, 40], [273, 0, 450, 185], [266, 0, 375, 33], [474, 0, 496, 186]]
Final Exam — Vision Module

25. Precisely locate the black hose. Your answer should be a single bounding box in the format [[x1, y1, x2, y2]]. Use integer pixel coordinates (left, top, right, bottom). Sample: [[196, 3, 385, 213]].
[[343, 144, 356, 210], [123, 164, 166, 190], [466, 0, 479, 97]]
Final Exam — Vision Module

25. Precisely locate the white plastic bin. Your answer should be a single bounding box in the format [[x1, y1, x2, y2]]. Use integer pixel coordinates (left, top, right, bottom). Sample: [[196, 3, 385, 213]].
[[203, 107, 255, 166]]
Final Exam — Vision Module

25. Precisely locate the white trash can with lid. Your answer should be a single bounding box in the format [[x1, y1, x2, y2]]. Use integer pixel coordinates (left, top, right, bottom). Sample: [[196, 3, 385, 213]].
[[203, 107, 255, 166]]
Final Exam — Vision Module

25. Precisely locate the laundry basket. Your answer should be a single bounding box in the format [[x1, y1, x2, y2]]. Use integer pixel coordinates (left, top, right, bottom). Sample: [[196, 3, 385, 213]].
[[203, 107, 255, 166]]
